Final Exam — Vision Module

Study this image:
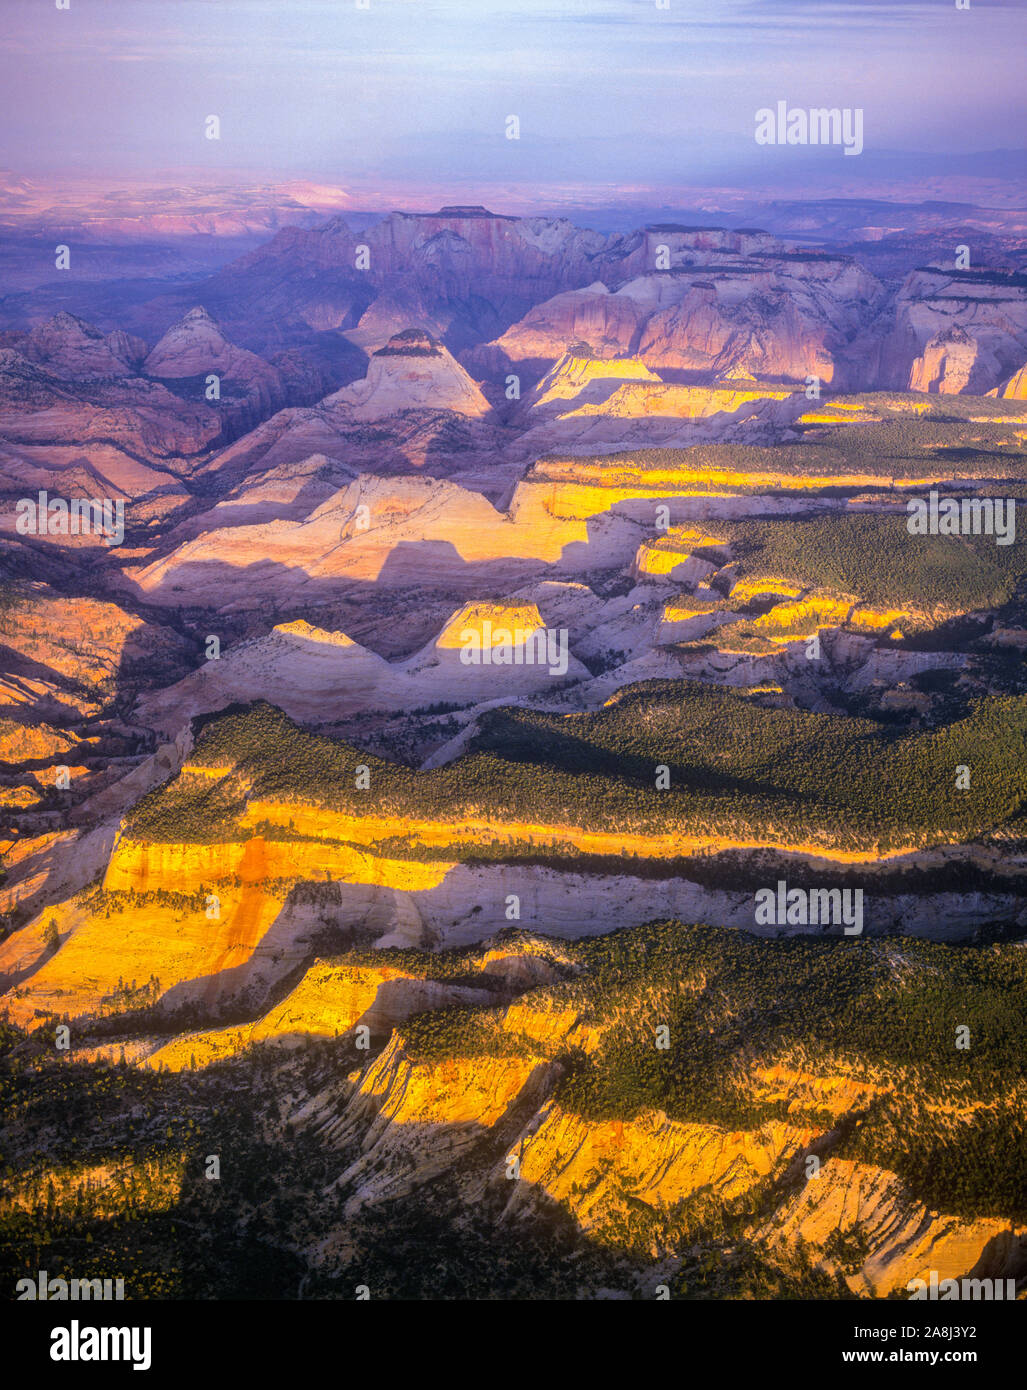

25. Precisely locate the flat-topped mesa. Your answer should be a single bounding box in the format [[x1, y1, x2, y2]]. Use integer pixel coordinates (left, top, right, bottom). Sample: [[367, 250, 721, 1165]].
[[433, 600, 549, 651], [389, 205, 514, 221], [429, 205, 509, 219], [640, 223, 778, 257], [407, 599, 586, 686], [372, 328, 444, 358]]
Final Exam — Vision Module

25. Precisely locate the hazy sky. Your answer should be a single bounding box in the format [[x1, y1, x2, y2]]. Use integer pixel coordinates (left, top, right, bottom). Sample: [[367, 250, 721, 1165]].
[[1, 0, 1024, 195]]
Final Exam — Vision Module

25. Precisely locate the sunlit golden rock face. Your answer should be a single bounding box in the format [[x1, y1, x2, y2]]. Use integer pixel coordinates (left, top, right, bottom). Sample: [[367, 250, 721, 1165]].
[[1, 829, 459, 1029], [561, 382, 793, 421], [657, 597, 735, 644], [660, 598, 725, 623], [753, 1061, 886, 1117], [520, 461, 942, 525], [700, 592, 864, 655], [761, 1158, 1021, 1298], [127, 473, 591, 608], [0, 719, 75, 761], [4, 183, 1027, 1310], [102, 828, 453, 897], [236, 797, 913, 865], [284, 992, 1023, 1291], [140, 961, 496, 1071], [325, 1033, 560, 1215], [530, 351, 661, 410], [507, 1106, 814, 1246], [727, 575, 804, 602], [723, 579, 914, 641], [432, 600, 547, 649], [632, 528, 722, 585], [1, 878, 292, 1030], [989, 362, 1027, 399], [799, 402, 881, 424], [500, 999, 593, 1053], [505, 1099, 1022, 1291], [0, 589, 186, 719], [752, 593, 856, 638], [849, 605, 909, 637]]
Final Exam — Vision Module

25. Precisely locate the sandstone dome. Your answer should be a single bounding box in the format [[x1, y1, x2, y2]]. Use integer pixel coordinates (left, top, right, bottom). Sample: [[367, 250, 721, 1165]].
[[326, 328, 492, 420]]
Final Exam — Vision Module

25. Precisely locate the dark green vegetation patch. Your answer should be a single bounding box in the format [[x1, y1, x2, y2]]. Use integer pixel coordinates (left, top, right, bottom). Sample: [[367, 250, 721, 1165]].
[[127, 686, 1027, 853]]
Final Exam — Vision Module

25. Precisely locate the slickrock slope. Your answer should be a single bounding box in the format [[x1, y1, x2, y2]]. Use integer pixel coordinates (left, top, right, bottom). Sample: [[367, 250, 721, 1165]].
[[3, 879, 1025, 1299], [134, 620, 394, 734], [125, 386, 1027, 615], [761, 1158, 1023, 1298], [3, 204, 1027, 1304], [0, 584, 190, 722], [0, 349, 220, 473], [506, 1105, 815, 1241], [140, 959, 497, 1071], [191, 391, 508, 494], [9, 825, 1012, 1025], [274, 924, 1026, 1295], [326, 330, 492, 420], [529, 349, 659, 404], [326, 1032, 560, 1215], [143, 306, 287, 429], [120, 472, 624, 611], [483, 252, 882, 386], [133, 602, 589, 737], [163, 452, 358, 540], [17, 312, 147, 379]]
